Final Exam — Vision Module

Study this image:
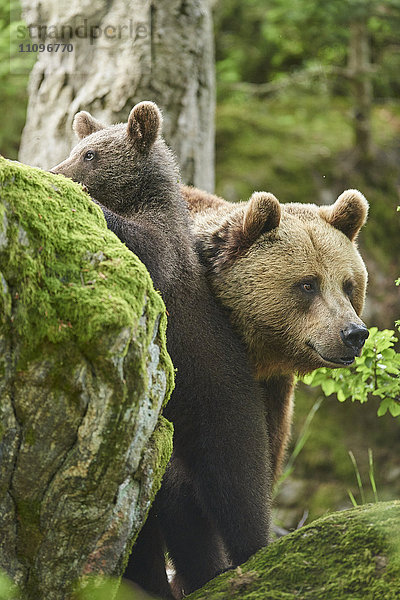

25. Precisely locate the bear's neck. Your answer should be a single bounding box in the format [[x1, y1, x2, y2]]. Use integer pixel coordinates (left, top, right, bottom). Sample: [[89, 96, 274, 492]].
[[116, 151, 188, 223], [123, 176, 193, 240]]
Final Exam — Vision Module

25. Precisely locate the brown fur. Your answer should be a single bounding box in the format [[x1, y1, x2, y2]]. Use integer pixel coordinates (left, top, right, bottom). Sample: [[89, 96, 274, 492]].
[[182, 185, 369, 480], [126, 102, 163, 151], [242, 192, 281, 248], [51, 104, 272, 599], [319, 189, 369, 241], [73, 111, 105, 139], [182, 184, 229, 213]]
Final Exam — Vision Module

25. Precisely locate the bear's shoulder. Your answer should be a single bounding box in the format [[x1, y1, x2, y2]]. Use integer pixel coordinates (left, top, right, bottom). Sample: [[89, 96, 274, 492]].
[[181, 185, 230, 215]]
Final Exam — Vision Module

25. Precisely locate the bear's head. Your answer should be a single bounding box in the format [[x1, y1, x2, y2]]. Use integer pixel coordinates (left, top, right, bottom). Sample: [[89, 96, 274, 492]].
[[51, 101, 178, 215], [197, 190, 369, 377]]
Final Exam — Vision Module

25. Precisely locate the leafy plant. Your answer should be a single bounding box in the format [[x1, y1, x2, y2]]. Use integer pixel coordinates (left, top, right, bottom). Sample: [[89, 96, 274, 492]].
[[303, 327, 400, 418]]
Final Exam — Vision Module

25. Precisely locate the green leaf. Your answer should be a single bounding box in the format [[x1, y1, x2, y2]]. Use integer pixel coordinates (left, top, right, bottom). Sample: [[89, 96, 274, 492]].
[[320, 378, 337, 396], [364, 356, 373, 369], [389, 402, 400, 417], [377, 398, 392, 416]]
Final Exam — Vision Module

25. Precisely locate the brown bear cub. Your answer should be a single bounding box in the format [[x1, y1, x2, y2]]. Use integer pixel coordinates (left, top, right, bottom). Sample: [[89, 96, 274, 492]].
[[183, 185, 369, 481], [51, 102, 272, 599]]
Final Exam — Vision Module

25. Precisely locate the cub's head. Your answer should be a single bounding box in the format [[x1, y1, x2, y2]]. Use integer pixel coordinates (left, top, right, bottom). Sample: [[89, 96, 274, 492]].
[[51, 101, 177, 213], [198, 190, 369, 377]]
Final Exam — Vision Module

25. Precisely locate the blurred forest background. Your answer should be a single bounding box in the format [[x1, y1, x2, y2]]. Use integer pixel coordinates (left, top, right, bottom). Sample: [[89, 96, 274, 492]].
[[0, 0, 399, 530]]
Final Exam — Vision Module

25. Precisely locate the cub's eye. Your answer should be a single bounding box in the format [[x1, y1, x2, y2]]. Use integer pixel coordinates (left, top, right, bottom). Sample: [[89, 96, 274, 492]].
[[84, 150, 95, 161]]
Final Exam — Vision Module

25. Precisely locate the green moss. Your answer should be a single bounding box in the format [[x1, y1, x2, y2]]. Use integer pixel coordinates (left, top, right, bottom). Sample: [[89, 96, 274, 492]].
[[188, 502, 400, 600], [0, 157, 174, 399], [0, 158, 175, 597], [145, 416, 174, 499], [0, 157, 171, 394], [0, 153, 175, 419]]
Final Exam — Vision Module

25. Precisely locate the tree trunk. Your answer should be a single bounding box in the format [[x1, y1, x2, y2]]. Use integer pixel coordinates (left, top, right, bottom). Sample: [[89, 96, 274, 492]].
[[348, 20, 373, 165], [0, 157, 174, 599], [18, 0, 216, 192]]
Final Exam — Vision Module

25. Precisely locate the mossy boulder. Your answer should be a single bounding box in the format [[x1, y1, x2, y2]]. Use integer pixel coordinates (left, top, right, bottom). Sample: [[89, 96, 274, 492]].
[[0, 158, 174, 599], [188, 501, 400, 600]]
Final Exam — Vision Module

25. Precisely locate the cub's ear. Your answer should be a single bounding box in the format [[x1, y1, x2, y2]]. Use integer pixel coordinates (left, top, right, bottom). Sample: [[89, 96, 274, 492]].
[[242, 192, 281, 247], [73, 111, 105, 139], [320, 189, 368, 241], [127, 101, 163, 152]]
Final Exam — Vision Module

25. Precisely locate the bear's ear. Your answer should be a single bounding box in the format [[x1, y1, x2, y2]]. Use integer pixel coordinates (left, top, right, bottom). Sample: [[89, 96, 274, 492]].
[[200, 192, 281, 271], [320, 189, 368, 241], [127, 101, 163, 152], [242, 192, 281, 246], [73, 111, 105, 139]]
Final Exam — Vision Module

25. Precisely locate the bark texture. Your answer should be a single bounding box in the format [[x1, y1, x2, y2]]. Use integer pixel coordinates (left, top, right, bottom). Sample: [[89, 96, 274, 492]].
[[0, 157, 174, 600], [18, 0, 215, 191], [187, 501, 400, 600]]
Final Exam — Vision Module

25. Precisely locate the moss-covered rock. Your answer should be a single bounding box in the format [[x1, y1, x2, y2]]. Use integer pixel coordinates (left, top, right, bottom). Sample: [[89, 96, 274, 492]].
[[188, 501, 400, 600], [0, 158, 174, 599]]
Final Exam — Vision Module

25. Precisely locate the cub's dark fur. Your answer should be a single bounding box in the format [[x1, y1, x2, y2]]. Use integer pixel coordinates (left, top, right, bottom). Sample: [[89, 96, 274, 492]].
[[51, 102, 271, 599]]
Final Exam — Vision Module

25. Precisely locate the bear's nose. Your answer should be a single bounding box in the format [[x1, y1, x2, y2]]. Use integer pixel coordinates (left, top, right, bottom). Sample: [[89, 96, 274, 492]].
[[340, 323, 369, 353]]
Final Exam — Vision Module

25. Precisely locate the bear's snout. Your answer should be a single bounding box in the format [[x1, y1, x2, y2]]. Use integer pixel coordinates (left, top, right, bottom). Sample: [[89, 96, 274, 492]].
[[49, 164, 66, 176], [340, 323, 369, 354]]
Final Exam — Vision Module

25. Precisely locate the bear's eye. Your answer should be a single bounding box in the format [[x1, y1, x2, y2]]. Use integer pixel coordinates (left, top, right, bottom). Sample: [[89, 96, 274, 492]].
[[299, 279, 318, 294], [84, 150, 96, 161]]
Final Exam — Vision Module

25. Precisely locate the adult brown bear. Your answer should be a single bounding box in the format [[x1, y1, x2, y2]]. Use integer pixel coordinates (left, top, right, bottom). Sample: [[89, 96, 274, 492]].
[[51, 102, 272, 599], [183, 184, 369, 481]]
